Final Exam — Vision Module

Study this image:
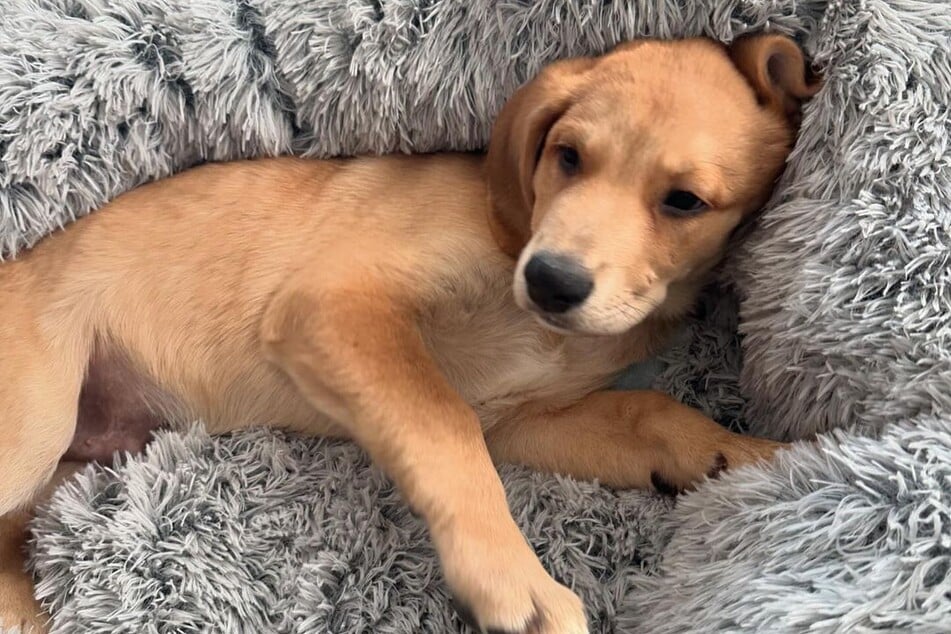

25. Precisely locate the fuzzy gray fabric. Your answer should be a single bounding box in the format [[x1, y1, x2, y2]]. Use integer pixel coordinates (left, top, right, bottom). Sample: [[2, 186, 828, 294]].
[[3, 0, 950, 631], [32, 428, 674, 633], [733, 0, 951, 440], [632, 415, 951, 633]]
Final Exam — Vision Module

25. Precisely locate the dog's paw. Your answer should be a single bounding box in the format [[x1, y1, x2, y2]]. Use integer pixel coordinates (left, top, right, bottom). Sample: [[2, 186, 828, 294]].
[[651, 435, 786, 496], [0, 572, 47, 634], [441, 530, 587, 634], [451, 574, 586, 634]]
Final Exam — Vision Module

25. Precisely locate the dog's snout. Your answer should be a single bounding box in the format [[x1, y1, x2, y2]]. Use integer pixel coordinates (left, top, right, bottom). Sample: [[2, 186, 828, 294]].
[[524, 251, 593, 314]]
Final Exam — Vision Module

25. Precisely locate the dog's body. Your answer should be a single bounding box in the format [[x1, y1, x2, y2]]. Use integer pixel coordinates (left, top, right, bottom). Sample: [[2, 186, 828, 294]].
[[0, 37, 817, 633], [6, 153, 647, 449]]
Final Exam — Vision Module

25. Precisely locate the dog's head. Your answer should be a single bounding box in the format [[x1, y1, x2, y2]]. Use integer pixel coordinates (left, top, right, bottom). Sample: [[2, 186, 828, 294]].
[[486, 35, 819, 335]]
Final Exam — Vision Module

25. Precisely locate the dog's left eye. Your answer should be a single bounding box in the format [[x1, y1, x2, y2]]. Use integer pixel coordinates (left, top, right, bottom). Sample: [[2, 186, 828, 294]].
[[661, 190, 707, 216]]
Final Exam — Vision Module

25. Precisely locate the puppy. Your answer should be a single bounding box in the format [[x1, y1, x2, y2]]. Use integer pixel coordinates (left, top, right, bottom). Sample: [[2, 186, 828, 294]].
[[0, 35, 817, 633]]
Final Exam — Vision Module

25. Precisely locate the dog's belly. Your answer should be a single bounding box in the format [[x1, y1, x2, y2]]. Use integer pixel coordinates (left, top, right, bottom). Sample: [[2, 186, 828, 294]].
[[66, 348, 167, 462], [66, 342, 344, 463]]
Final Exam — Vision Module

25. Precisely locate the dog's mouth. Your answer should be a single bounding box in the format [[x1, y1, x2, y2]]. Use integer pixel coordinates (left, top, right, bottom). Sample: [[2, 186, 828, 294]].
[[520, 288, 665, 337], [531, 311, 577, 334]]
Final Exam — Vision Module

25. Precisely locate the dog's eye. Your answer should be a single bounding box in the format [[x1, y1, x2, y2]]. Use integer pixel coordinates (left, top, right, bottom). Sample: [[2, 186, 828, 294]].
[[661, 190, 707, 216], [557, 145, 580, 175]]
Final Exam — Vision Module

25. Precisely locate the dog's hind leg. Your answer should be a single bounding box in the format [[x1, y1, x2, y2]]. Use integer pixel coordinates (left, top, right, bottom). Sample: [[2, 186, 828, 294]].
[[0, 319, 85, 517], [0, 462, 82, 633], [0, 294, 86, 632], [0, 503, 46, 632]]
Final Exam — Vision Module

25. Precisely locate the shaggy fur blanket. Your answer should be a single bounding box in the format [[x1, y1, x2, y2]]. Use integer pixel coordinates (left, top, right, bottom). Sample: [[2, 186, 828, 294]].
[[2, 0, 949, 631]]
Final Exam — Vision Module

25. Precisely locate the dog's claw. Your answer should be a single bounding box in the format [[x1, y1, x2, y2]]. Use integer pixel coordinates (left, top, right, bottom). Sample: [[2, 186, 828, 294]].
[[452, 594, 550, 633], [706, 452, 728, 479], [453, 596, 483, 631], [650, 471, 681, 497]]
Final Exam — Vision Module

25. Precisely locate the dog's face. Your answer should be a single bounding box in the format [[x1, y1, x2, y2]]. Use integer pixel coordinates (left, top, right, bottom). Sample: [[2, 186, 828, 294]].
[[487, 36, 818, 335]]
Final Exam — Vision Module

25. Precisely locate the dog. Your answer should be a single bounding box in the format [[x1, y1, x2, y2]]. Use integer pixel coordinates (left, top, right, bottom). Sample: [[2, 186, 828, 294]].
[[0, 34, 817, 633]]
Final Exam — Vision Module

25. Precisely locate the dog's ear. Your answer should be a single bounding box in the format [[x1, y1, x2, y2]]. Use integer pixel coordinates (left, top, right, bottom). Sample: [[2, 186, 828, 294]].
[[730, 34, 820, 121], [485, 58, 594, 257]]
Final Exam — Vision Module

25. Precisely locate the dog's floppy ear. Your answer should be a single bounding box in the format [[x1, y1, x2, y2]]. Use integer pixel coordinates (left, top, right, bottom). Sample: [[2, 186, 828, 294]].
[[730, 34, 820, 120], [485, 58, 594, 257]]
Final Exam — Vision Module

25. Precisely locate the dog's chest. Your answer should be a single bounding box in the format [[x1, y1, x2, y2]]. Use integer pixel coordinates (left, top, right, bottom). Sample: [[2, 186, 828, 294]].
[[418, 267, 625, 426]]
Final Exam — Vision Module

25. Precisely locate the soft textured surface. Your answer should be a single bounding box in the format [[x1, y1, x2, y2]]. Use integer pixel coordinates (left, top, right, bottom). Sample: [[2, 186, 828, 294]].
[[30, 419, 951, 633], [3, 0, 950, 631], [733, 0, 951, 440], [0, 0, 820, 258], [632, 416, 951, 633], [31, 428, 673, 633]]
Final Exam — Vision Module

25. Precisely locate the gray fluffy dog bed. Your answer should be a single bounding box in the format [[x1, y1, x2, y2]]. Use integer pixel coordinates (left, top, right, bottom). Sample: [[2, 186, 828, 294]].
[[2, 0, 950, 632]]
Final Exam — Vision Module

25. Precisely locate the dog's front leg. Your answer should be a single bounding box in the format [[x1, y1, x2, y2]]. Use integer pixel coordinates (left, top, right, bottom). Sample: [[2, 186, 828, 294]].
[[487, 390, 786, 493], [261, 283, 587, 634]]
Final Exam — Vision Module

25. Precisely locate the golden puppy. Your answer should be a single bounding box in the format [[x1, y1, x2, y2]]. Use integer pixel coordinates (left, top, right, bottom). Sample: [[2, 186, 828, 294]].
[[0, 35, 817, 633]]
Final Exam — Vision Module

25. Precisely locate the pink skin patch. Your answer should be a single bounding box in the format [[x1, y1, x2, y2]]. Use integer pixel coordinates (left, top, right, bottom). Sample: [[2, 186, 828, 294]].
[[64, 346, 165, 464]]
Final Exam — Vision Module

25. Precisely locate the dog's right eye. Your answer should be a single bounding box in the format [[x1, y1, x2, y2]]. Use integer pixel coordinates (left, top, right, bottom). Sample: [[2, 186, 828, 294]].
[[557, 145, 581, 176], [661, 190, 707, 217]]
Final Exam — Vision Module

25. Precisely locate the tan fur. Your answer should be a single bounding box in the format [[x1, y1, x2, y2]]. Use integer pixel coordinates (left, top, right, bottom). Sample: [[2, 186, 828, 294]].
[[0, 36, 816, 633]]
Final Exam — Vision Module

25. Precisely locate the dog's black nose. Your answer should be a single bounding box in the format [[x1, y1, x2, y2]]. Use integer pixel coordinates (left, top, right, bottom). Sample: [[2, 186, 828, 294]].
[[524, 251, 593, 313]]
